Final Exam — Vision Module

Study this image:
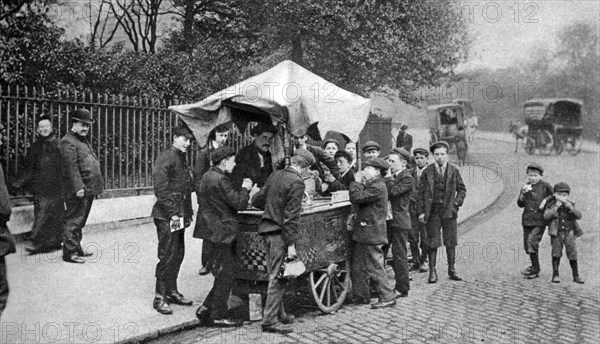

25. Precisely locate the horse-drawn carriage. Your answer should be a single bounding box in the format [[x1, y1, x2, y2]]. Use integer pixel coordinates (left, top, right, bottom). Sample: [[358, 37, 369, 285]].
[[427, 103, 467, 152], [170, 60, 373, 313], [522, 98, 584, 156]]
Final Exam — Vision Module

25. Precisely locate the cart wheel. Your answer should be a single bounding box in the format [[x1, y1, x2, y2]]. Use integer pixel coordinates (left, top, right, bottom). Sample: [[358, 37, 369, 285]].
[[554, 139, 564, 155], [539, 130, 553, 156], [568, 137, 582, 156], [308, 261, 350, 314], [525, 137, 535, 155]]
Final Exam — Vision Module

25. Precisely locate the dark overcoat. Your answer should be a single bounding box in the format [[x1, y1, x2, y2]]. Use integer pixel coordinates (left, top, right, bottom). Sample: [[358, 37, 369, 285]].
[[151, 146, 193, 220], [251, 167, 305, 246], [194, 167, 249, 244], [15, 134, 64, 196], [59, 131, 103, 197], [416, 163, 466, 219], [349, 177, 388, 245], [386, 169, 413, 229]]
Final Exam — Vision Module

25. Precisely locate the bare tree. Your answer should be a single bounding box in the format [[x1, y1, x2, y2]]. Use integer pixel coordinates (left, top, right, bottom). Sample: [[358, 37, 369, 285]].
[[107, 0, 169, 53], [86, 0, 121, 49]]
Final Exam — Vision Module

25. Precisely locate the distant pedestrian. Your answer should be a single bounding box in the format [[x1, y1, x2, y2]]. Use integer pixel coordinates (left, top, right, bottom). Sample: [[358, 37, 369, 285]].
[[385, 148, 413, 298], [195, 146, 252, 327], [0, 124, 16, 319], [251, 150, 310, 334], [349, 157, 396, 309], [59, 109, 103, 264], [396, 125, 413, 152], [194, 124, 230, 276], [517, 163, 553, 279], [362, 141, 381, 161], [13, 116, 64, 254], [543, 182, 584, 284], [151, 124, 195, 315], [456, 126, 468, 166], [416, 142, 466, 283], [409, 148, 430, 272]]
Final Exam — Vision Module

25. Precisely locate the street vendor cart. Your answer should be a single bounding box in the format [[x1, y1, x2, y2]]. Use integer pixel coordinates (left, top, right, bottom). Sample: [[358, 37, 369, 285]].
[[169, 60, 372, 313]]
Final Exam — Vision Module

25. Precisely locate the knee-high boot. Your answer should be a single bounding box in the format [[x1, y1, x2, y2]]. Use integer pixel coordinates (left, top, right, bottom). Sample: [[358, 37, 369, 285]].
[[551, 257, 560, 283], [428, 249, 438, 284], [570, 260, 584, 284], [410, 243, 420, 270], [447, 247, 462, 281]]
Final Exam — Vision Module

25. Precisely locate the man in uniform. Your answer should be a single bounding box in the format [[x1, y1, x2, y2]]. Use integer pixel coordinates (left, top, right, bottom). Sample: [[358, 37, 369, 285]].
[[194, 124, 230, 276], [385, 148, 413, 298], [251, 150, 312, 334], [231, 122, 278, 188], [396, 125, 413, 152], [416, 141, 466, 283], [59, 109, 103, 264], [151, 124, 195, 315], [13, 115, 64, 254], [195, 146, 252, 327], [0, 124, 16, 319]]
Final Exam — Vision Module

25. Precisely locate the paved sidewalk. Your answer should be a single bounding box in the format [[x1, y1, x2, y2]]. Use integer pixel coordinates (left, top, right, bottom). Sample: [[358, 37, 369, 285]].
[[1, 165, 503, 344]]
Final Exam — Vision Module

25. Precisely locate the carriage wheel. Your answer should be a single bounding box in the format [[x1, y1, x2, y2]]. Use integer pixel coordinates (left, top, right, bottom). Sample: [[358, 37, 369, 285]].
[[525, 137, 535, 155], [568, 137, 582, 156], [308, 261, 351, 313], [538, 130, 553, 156], [554, 139, 564, 155]]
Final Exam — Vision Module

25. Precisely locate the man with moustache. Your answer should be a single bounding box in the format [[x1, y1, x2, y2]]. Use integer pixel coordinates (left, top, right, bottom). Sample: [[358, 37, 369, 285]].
[[231, 122, 278, 188], [151, 125, 195, 315], [13, 116, 64, 254], [59, 109, 103, 264], [416, 142, 466, 283]]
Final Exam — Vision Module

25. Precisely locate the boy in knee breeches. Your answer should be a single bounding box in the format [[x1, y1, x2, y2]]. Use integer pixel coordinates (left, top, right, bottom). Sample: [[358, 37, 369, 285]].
[[543, 182, 584, 284]]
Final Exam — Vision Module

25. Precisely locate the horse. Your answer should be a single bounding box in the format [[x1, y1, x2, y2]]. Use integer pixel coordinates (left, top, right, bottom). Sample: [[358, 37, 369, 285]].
[[508, 121, 529, 153]]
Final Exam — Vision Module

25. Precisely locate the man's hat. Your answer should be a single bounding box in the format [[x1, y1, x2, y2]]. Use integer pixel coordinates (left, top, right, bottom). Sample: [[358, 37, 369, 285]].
[[322, 138, 340, 149], [412, 148, 429, 157], [211, 146, 235, 164], [400, 125, 408, 130], [71, 109, 94, 124], [334, 150, 353, 162], [430, 141, 449, 153], [363, 157, 390, 170], [173, 124, 194, 139], [553, 182, 570, 193], [526, 163, 544, 175], [293, 148, 316, 166], [390, 147, 411, 161], [362, 140, 381, 152], [250, 122, 278, 136]]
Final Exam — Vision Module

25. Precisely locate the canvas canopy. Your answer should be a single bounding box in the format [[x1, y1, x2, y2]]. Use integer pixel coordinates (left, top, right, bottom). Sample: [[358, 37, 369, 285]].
[[169, 60, 372, 147]]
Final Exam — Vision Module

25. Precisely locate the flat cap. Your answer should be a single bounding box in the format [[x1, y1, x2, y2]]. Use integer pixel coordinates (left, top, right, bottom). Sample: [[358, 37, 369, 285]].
[[293, 148, 316, 166], [400, 125, 408, 130], [430, 141, 449, 153], [362, 140, 381, 152], [173, 124, 194, 139], [71, 109, 94, 124], [412, 148, 429, 157], [250, 122, 278, 136], [526, 163, 544, 175], [211, 146, 235, 164], [390, 147, 411, 161], [553, 182, 570, 193], [363, 157, 390, 170]]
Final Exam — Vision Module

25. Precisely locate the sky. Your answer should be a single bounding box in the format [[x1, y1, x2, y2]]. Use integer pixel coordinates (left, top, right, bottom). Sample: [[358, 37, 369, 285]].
[[457, 0, 600, 71]]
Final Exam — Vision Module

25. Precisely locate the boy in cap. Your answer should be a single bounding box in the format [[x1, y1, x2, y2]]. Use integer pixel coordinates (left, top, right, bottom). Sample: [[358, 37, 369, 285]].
[[349, 157, 396, 309], [195, 146, 253, 326], [543, 182, 584, 284], [151, 124, 195, 314], [59, 109, 104, 264], [251, 150, 309, 334], [409, 148, 430, 272], [416, 141, 466, 283], [517, 163, 553, 279], [362, 141, 381, 161], [385, 148, 413, 298]]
